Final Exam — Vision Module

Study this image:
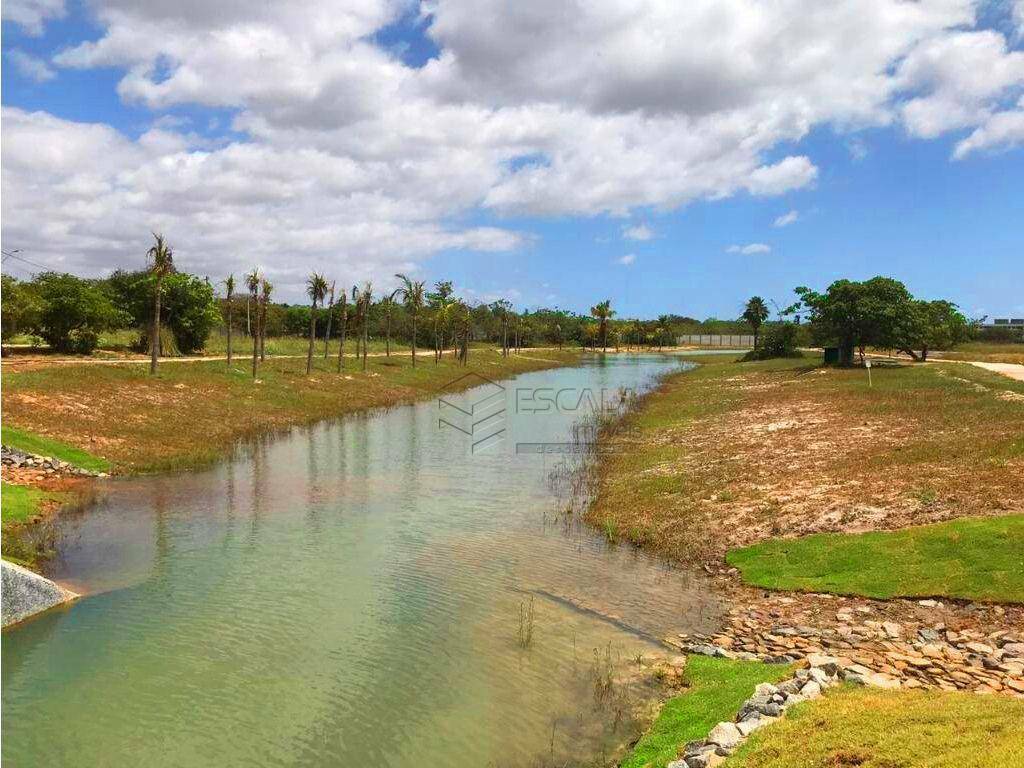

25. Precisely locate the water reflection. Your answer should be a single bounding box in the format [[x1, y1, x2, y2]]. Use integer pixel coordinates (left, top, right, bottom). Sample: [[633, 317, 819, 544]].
[[3, 355, 720, 767]]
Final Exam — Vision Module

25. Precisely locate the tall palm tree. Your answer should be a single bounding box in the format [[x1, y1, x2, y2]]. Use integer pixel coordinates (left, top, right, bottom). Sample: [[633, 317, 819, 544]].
[[743, 296, 770, 350], [246, 269, 261, 378], [590, 300, 615, 353], [335, 290, 348, 373], [356, 282, 372, 371], [323, 281, 335, 359], [259, 279, 273, 362], [224, 274, 235, 367], [393, 273, 425, 367], [383, 292, 398, 357], [306, 273, 328, 374], [147, 233, 174, 375]]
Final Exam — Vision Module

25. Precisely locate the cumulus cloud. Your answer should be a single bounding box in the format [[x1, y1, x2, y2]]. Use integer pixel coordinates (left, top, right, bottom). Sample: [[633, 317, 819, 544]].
[[622, 224, 653, 241], [6, 49, 57, 82], [953, 97, 1024, 158], [772, 210, 799, 228], [726, 243, 771, 255], [2, 0, 64, 35], [617, 253, 637, 266], [4, 0, 1024, 298]]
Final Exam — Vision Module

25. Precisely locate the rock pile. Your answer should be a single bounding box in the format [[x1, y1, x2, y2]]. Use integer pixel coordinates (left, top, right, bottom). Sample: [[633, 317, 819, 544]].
[[668, 607, 1024, 696], [1, 445, 106, 478], [667, 657, 847, 768]]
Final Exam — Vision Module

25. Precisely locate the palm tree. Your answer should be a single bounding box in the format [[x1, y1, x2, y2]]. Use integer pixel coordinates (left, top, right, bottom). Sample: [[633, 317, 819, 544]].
[[323, 281, 335, 359], [393, 274, 425, 367], [246, 269, 261, 378], [743, 296, 770, 350], [335, 290, 348, 373], [356, 282, 372, 371], [259, 279, 273, 362], [306, 273, 328, 374], [590, 300, 615, 353], [224, 274, 235, 367], [383, 292, 398, 357], [147, 233, 174, 374]]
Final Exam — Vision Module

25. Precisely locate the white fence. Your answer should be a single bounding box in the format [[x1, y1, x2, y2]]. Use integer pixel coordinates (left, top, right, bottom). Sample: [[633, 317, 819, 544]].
[[676, 334, 755, 347]]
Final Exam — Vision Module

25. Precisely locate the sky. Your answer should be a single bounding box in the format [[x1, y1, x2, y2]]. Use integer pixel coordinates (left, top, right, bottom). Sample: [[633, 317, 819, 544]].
[[2, 0, 1023, 320]]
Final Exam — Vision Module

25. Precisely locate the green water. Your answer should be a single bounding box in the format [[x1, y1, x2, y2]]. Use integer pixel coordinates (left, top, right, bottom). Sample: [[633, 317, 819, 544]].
[[2, 356, 720, 767]]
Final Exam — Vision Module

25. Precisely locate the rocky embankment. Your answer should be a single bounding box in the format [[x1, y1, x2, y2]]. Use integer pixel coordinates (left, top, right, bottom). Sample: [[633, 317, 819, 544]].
[[668, 594, 1024, 697], [1, 559, 78, 627], [1, 445, 107, 477]]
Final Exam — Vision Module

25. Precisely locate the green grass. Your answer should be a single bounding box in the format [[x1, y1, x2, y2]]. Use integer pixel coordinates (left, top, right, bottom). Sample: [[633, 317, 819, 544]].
[[2, 348, 582, 473], [1, 424, 111, 473], [727, 514, 1024, 602], [621, 656, 791, 768], [725, 685, 1024, 768], [1, 481, 67, 525]]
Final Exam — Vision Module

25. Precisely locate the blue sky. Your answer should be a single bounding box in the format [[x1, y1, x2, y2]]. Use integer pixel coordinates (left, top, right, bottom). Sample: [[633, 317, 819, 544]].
[[3, 1, 1023, 319]]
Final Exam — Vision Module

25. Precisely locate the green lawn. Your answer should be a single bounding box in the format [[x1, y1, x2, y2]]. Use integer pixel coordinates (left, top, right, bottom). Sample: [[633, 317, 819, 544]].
[[621, 656, 791, 768], [1, 481, 67, 525], [1, 424, 111, 473], [725, 686, 1024, 768], [727, 514, 1024, 602]]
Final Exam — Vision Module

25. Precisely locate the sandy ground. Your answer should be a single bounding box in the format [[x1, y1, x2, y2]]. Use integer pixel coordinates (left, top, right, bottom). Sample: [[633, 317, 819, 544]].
[[965, 361, 1024, 382]]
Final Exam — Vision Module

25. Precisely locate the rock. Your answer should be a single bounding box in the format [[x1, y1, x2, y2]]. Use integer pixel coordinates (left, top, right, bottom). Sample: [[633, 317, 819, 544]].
[[737, 717, 774, 736], [882, 621, 902, 639], [808, 668, 830, 686], [706, 722, 742, 749], [1, 560, 78, 627], [964, 642, 995, 656], [864, 672, 901, 689], [807, 653, 841, 675], [799, 681, 822, 698], [754, 682, 778, 697], [1002, 643, 1024, 656], [918, 599, 939, 608], [1005, 679, 1024, 694]]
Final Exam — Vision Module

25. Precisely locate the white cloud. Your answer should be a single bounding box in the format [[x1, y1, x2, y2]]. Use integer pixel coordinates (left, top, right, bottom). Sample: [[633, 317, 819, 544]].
[[773, 210, 799, 228], [6, 0, 1024, 298], [6, 49, 57, 82], [2, 0, 64, 35], [953, 97, 1024, 158], [726, 243, 771, 255], [895, 31, 1024, 139], [617, 253, 637, 266], [622, 223, 653, 241]]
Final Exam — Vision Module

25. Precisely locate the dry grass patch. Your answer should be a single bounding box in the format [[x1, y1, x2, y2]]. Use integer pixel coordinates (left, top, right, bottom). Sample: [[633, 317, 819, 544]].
[[589, 357, 1024, 561]]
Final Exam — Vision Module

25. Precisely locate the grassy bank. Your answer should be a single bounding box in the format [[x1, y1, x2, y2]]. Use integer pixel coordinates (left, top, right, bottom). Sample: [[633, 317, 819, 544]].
[[622, 656, 791, 768], [1, 348, 581, 474], [725, 686, 1024, 767], [727, 514, 1024, 602], [589, 356, 1024, 567], [1, 425, 112, 473], [1, 482, 68, 526]]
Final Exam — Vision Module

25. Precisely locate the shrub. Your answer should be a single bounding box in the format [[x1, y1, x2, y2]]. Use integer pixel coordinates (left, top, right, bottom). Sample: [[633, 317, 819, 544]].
[[104, 269, 219, 354], [741, 323, 802, 361], [32, 272, 124, 354], [1, 275, 43, 343]]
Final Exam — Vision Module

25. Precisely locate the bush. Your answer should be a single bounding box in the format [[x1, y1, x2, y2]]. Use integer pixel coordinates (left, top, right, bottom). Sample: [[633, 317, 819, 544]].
[[1, 275, 43, 343], [104, 269, 219, 354], [742, 323, 803, 361], [32, 272, 124, 354]]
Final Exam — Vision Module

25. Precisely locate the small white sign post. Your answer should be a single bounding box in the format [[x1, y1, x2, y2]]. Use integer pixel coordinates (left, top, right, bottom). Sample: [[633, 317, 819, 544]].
[[865, 357, 872, 387]]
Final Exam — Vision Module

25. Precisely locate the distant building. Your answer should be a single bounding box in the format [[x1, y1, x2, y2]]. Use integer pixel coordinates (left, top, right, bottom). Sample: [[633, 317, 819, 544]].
[[985, 318, 1024, 327]]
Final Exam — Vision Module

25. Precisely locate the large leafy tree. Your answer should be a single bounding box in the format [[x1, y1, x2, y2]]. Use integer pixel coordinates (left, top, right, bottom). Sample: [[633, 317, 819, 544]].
[[30, 272, 123, 354], [146, 233, 174, 374], [1, 275, 43, 344], [897, 300, 969, 361], [742, 296, 770, 349]]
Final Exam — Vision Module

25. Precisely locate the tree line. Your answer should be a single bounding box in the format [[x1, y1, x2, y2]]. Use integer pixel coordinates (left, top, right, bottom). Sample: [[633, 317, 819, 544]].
[[1, 236, 989, 372]]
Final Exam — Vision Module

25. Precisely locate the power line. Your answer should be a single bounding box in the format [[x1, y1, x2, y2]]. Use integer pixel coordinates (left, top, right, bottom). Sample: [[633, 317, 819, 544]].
[[1, 251, 54, 272]]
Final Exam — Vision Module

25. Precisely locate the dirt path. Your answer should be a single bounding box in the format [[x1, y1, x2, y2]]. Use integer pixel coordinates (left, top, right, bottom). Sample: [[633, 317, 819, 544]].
[[964, 361, 1024, 382]]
